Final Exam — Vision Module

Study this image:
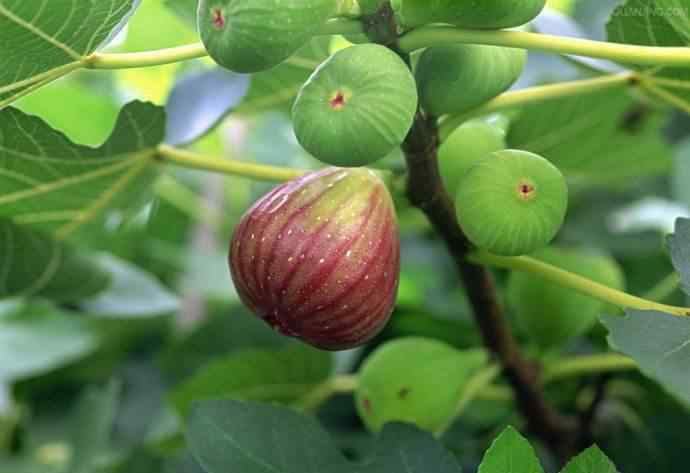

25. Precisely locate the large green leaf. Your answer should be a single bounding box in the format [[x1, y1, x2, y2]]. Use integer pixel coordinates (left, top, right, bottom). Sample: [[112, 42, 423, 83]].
[[667, 218, 690, 294], [607, 0, 690, 111], [561, 446, 620, 473], [603, 309, 690, 404], [170, 345, 332, 416], [358, 423, 462, 473], [0, 0, 137, 108], [0, 218, 109, 301], [67, 381, 121, 473], [79, 254, 179, 318], [507, 88, 671, 187], [0, 302, 98, 381], [477, 426, 544, 473], [188, 399, 463, 473], [188, 399, 347, 473], [0, 101, 164, 239], [608, 0, 689, 49]]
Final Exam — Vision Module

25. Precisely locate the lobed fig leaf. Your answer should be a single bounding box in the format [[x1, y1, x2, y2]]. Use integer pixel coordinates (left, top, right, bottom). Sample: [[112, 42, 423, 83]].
[[355, 337, 487, 432], [197, 0, 336, 73], [416, 44, 526, 116], [394, 0, 546, 29], [229, 167, 400, 351], [455, 150, 568, 256], [292, 44, 418, 167], [509, 247, 625, 350], [438, 119, 507, 197]]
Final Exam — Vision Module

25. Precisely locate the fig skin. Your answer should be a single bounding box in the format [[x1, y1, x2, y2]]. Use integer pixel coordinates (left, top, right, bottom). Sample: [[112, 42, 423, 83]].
[[197, 0, 336, 73], [438, 119, 507, 197], [394, 0, 546, 29], [229, 167, 400, 351], [416, 44, 526, 117], [292, 44, 418, 167], [455, 149, 568, 256]]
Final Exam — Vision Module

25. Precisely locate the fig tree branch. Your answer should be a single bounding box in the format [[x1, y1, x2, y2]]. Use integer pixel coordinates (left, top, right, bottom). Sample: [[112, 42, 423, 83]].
[[156, 144, 307, 182], [362, 3, 580, 464], [399, 25, 690, 67], [438, 72, 638, 141], [472, 251, 690, 317]]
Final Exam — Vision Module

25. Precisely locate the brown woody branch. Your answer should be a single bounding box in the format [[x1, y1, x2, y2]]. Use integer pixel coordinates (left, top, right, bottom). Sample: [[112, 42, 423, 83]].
[[364, 4, 580, 464]]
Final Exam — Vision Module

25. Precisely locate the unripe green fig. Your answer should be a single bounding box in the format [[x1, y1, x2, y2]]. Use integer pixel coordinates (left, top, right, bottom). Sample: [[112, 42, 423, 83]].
[[438, 119, 507, 196], [455, 150, 568, 256], [292, 44, 418, 167], [229, 167, 400, 351], [508, 247, 625, 349], [416, 44, 526, 116], [394, 0, 546, 29], [355, 337, 487, 432], [198, 0, 336, 73]]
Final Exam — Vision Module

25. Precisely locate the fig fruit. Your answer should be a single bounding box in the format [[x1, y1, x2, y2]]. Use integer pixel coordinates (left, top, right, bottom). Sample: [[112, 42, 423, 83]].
[[355, 337, 487, 432], [455, 150, 568, 256], [394, 0, 546, 29], [508, 247, 625, 349], [292, 44, 418, 167], [197, 0, 336, 73], [438, 119, 507, 196], [229, 167, 400, 351], [416, 44, 526, 116]]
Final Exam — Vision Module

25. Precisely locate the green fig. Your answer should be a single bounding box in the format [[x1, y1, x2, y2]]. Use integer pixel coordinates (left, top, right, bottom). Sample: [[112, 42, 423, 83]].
[[416, 44, 526, 116], [394, 0, 546, 29], [198, 0, 336, 73], [455, 150, 568, 256], [292, 44, 418, 167], [438, 119, 507, 196], [508, 247, 625, 349], [229, 167, 400, 351], [355, 337, 487, 432]]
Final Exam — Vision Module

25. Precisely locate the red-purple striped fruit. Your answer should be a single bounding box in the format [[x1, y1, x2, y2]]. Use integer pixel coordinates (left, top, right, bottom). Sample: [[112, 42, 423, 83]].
[[229, 167, 400, 351]]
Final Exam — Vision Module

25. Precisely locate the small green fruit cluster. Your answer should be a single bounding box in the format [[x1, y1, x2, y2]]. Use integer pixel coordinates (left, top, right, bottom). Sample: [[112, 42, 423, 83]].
[[394, 0, 547, 29], [454, 150, 568, 256], [509, 247, 625, 349]]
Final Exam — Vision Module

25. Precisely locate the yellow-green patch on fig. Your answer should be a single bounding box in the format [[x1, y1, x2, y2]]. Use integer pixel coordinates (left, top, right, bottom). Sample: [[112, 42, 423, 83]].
[[508, 247, 625, 350], [292, 44, 418, 167], [198, 0, 336, 73], [394, 0, 546, 29], [416, 44, 526, 117], [455, 150, 568, 256], [355, 337, 487, 432]]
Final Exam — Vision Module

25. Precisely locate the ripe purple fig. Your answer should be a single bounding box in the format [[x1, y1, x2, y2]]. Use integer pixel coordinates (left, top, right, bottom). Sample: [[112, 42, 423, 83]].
[[229, 167, 400, 351]]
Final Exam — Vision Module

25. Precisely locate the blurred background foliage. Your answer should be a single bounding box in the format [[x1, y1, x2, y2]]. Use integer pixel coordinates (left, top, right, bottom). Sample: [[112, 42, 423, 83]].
[[3, 0, 690, 472]]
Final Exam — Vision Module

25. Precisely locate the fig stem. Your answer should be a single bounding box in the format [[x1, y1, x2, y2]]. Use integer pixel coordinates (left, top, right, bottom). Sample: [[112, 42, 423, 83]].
[[472, 251, 690, 317], [543, 353, 638, 384], [400, 25, 690, 67], [86, 43, 209, 70], [157, 145, 306, 182], [83, 20, 363, 70], [439, 72, 637, 141]]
